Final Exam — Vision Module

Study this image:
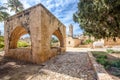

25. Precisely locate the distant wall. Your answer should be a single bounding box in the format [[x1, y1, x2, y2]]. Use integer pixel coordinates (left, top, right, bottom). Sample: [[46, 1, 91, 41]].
[[105, 38, 120, 47], [66, 37, 81, 47]]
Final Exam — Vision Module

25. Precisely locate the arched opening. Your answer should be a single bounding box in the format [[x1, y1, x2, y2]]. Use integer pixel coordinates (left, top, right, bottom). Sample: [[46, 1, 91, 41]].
[[52, 29, 64, 47], [7, 26, 32, 62], [9, 26, 31, 49], [50, 29, 64, 53], [50, 35, 60, 48], [17, 34, 31, 48]]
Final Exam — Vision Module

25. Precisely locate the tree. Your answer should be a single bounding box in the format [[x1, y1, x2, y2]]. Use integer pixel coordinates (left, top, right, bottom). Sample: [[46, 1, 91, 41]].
[[73, 0, 120, 41], [5, 0, 24, 13], [0, 5, 9, 22], [51, 37, 59, 43]]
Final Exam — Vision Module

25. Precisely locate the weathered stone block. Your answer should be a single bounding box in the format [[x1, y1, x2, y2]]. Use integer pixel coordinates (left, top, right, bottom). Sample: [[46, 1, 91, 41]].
[[4, 3, 66, 64]]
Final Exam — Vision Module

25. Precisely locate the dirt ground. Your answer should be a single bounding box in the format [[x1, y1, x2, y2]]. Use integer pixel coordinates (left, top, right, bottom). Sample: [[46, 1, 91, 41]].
[[0, 49, 96, 80]]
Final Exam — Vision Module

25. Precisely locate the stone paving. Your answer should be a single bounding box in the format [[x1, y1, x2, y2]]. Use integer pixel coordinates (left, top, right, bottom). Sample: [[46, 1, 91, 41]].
[[30, 51, 96, 80], [0, 49, 96, 80]]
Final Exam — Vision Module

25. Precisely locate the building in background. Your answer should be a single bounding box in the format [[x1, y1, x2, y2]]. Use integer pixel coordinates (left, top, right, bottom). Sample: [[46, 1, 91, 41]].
[[66, 24, 95, 47], [66, 24, 84, 47]]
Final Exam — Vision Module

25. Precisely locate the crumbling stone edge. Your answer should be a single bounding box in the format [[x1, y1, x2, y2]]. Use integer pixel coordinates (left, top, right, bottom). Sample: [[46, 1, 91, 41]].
[[87, 52, 113, 80]]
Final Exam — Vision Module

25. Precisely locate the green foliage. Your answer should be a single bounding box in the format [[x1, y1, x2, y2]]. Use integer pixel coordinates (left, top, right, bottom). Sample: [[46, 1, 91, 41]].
[[92, 51, 110, 69], [0, 36, 4, 41], [51, 37, 59, 43], [110, 60, 120, 68], [50, 36, 59, 47], [92, 51, 108, 58], [107, 49, 120, 54], [84, 39, 93, 45], [5, 0, 24, 13], [96, 58, 110, 68], [51, 38, 58, 47], [17, 41, 29, 48], [0, 5, 9, 22], [107, 49, 115, 53], [92, 51, 120, 74], [74, 0, 120, 40], [0, 36, 4, 48], [0, 43, 4, 48]]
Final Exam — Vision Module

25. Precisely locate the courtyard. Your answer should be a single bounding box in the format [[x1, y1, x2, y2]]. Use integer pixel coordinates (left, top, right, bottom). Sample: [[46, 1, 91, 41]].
[[0, 0, 120, 80], [0, 48, 96, 80], [0, 47, 120, 80]]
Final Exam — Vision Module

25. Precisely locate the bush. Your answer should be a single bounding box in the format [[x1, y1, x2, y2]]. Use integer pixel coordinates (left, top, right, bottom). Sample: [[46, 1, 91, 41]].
[[92, 51, 110, 69], [92, 51, 120, 69], [96, 58, 106, 65], [84, 39, 93, 45], [0, 43, 4, 48], [110, 60, 120, 68], [0, 36, 4, 48], [92, 51, 108, 58], [92, 51, 120, 77], [17, 41, 29, 48]]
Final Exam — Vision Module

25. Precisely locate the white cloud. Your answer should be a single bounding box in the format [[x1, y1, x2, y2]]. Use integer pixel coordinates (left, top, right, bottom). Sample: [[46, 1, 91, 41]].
[[0, 0, 82, 35], [20, 0, 31, 9]]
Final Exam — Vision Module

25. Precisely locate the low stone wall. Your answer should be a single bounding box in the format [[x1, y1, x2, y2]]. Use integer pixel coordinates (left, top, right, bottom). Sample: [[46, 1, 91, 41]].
[[87, 52, 113, 80], [5, 48, 32, 62]]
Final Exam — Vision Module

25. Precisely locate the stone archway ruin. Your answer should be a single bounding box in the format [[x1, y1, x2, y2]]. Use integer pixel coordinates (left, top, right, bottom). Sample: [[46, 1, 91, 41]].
[[4, 4, 66, 64], [9, 26, 29, 49]]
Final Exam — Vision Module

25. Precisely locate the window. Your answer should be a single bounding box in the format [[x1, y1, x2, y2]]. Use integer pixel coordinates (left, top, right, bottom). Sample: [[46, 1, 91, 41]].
[[68, 41, 70, 44]]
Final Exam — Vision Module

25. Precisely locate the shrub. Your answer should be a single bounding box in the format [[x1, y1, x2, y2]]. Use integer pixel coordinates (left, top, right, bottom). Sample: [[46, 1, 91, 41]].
[[92, 51, 108, 58], [0, 43, 4, 48], [0, 36, 4, 48], [92, 51, 110, 69], [96, 58, 106, 65], [84, 39, 93, 45], [92, 51, 120, 77], [110, 60, 120, 68], [17, 41, 29, 48]]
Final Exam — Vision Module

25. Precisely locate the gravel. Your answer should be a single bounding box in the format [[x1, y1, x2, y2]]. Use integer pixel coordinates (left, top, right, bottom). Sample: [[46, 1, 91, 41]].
[[30, 51, 96, 80], [0, 50, 96, 80]]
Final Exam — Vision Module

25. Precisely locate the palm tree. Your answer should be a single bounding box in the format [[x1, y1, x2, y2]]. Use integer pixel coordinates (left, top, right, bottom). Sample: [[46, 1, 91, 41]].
[[5, 0, 24, 13], [0, 5, 9, 22]]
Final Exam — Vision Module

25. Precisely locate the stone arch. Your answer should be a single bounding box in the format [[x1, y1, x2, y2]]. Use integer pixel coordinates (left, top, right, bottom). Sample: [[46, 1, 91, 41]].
[[52, 29, 64, 47], [4, 3, 66, 64], [9, 26, 30, 49]]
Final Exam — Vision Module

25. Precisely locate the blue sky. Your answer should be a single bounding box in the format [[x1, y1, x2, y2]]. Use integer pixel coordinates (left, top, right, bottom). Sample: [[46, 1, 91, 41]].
[[0, 0, 83, 35]]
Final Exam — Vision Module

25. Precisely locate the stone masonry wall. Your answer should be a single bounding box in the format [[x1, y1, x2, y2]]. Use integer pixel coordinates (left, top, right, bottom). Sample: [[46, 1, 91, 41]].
[[4, 4, 66, 64]]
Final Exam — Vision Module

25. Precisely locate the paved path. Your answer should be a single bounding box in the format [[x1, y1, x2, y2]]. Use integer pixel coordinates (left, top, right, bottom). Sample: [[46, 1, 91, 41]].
[[0, 49, 96, 80], [30, 50, 96, 80]]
